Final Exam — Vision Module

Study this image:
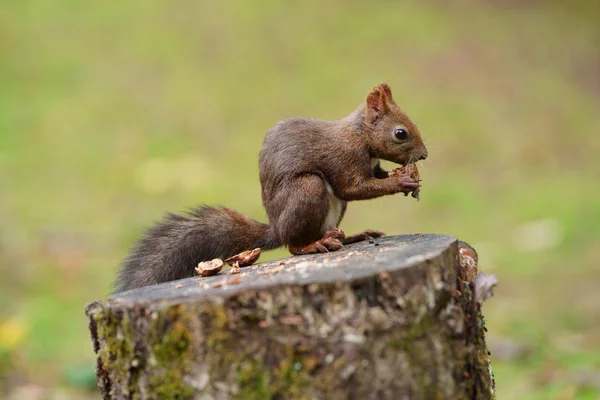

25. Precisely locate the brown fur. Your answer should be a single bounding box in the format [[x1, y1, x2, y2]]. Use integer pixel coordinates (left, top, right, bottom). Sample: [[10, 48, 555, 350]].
[[114, 83, 427, 291]]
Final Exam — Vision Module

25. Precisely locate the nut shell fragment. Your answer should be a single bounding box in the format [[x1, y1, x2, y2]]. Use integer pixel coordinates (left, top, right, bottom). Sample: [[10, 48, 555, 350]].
[[224, 248, 261, 267], [389, 163, 420, 181], [229, 262, 241, 275], [195, 258, 224, 277]]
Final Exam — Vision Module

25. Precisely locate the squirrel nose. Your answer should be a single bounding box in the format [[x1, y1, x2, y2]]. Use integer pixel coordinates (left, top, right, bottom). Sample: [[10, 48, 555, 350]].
[[418, 150, 428, 161]]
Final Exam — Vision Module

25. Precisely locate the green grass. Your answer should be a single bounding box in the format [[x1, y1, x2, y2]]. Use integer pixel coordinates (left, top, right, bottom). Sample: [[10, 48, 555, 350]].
[[1, 1, 599, 398]]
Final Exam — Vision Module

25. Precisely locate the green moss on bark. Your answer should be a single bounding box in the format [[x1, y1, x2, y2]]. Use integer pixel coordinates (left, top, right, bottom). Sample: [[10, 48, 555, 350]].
[[235, 360, 271, 400], [146, 305, 194, 399]]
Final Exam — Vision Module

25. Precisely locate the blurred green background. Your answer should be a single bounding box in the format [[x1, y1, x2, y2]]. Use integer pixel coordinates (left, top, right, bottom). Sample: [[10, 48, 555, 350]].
[[1, 0, 599, 399]]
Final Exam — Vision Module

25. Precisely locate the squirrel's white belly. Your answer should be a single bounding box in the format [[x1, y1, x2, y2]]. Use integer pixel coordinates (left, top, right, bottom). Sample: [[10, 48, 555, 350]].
[[322, 182, 343, 233]]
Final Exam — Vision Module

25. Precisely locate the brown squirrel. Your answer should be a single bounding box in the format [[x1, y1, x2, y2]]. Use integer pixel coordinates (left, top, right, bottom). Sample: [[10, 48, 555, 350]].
[[114, 83, 427, 292]]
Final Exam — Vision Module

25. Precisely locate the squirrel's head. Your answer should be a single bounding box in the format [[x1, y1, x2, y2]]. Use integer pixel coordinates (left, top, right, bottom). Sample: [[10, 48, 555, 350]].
[[362, 83, 428, 166]]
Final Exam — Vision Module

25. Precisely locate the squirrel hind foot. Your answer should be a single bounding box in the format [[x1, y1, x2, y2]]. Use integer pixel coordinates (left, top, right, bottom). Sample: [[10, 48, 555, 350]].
[[342, 229, 385, 245], [288, 236, 344, 255]]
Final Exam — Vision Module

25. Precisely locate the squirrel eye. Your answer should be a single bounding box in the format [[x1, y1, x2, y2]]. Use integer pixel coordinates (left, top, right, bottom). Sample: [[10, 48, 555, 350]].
[[394, 129, 408, 140]]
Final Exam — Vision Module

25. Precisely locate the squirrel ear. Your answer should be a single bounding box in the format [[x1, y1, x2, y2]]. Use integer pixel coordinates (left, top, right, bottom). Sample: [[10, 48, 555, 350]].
[[365, 84, 389, 125], [379, 83, 396, 106]]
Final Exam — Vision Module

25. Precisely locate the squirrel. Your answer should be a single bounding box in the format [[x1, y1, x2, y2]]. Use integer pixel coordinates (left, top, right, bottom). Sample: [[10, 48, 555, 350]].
[[114, 83, 428, 292]]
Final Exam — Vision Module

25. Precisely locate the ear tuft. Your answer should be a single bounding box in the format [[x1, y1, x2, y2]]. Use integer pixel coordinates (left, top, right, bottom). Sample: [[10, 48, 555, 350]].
[[379, 83, 396, 105], [366, 87, 382, 108]]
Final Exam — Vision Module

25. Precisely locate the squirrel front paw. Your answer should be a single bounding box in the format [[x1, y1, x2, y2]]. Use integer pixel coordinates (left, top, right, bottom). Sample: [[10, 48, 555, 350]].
[[388, 164, 422, 198], [389, 175, 420, 195]]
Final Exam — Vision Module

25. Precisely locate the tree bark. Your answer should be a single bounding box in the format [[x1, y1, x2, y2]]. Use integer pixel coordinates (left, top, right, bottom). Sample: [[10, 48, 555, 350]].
[[85, 234, 495, 399]]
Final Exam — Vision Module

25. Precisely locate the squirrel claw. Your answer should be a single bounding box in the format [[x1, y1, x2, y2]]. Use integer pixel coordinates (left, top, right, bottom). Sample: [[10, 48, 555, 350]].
[[319, 237, 343, 252], [315, 242, 329, 253]]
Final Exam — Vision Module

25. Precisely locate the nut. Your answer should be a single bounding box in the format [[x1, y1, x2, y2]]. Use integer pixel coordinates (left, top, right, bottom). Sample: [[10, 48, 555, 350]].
[[389, 163, 421, 200]]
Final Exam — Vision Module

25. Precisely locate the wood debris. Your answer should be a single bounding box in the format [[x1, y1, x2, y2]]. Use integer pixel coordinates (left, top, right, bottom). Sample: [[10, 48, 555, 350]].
[[229, 261, 241, 275], [211, 279, 226, 288], [257, 265, 284, 275], [211, 275, 242, 287]]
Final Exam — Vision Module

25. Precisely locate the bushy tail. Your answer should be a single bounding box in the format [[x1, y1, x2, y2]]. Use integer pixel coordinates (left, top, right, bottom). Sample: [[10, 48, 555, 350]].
[[114, 206, 282, 292]]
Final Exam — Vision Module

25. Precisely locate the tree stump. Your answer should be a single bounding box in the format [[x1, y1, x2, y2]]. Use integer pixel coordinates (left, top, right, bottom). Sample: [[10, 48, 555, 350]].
[[85, 234, 495, 399]]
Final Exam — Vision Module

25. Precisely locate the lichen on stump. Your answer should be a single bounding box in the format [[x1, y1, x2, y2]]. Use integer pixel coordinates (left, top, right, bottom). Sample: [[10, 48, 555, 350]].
[[85, 234, 495, 399]]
